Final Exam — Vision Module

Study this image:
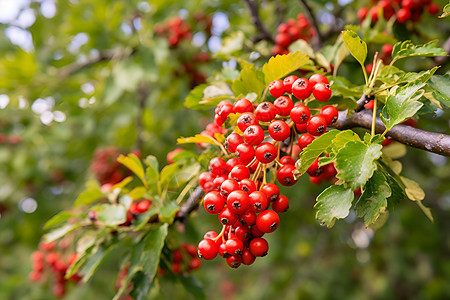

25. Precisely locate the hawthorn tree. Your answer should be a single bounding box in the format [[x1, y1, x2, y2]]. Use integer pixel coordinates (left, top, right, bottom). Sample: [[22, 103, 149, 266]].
[[0, 0, 449, 299]]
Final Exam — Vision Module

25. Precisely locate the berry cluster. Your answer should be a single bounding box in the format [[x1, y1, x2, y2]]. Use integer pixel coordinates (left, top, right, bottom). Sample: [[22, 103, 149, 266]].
[[358, 0, 440, 24], [272, 14, 314, 56], [155, 17, 192, 47], [29, 242, 81, 298], [197, 72, 339, 268], [160, 244, 202, 275]]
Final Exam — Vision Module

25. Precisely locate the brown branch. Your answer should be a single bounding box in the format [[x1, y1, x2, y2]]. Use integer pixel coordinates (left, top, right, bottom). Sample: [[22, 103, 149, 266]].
[[298, 0, 323, 49], [176, 186, 205, 224], [243, 0, 275, 44], [334, 109, 450, 157]]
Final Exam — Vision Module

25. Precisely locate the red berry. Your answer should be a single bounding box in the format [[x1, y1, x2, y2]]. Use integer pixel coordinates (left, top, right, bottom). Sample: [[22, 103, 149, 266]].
[[268, 79, 285, 98], [235, 143, 255, 165], [269, 120, 291, 141], [197, 239, 219, 260], [381, 44, 393, 56], [292, 78, 312, 100], [256, 210, 280, 233], [309, 73, 329, 86], [248, 191, 269, 212], [312, 82, 332, 102], [234, 98, 254, 113], [220, 179, 240, 198], [275, 33, 290, 47], [290, 104, 311, 124], [225, 133, 244, 153], [427, 3, 439, 14], [320, 105, 339, 125], [218, 243, 231, 258], [217, 102, 234, 119], [239, 178, 257, 194], [189, 258, 202, 270], [255, 102, 278, 122], [199, 171, 215, 192], [306, 115, 328, 136], [167, 148, 184, 164], [255, 142, 277, 164], [272, 195, 289, 213], [204, 231, 218, 240], [136, 199, 152, 213], [227, 190, 251, 214], [226, 255, 242, 268], [277, 164, 298, 186], [209, 157, 227, 175], [225, 238, 245, 255], [249, 237, 269, 257], [229, 165, 250, 181], [310, 175, 322, 185], [306, 157, 322, 177], [295, 122, 307, 133], [260, 183, 280, 202], [173, 249, 183, 263], [244, 125, 265, 145], [203, 191, 226, 214], [213, 175, 228, 190], [273, 96, 294, 116], [357, 7, 369, 20], [235, 225, 251, 241], [239, 210, 257, 226], [218, 207, 239, 225], [283, 75, 300, 93], [237, 113, 259, 132], [397, 8, 411, 23], [242, 249, 256, 265], [129, 202, 139, 214], [226, 157, 241, 173], [279, 156, 295, 165], [298, 133, 315, 150], [251, 225, 265, 237]]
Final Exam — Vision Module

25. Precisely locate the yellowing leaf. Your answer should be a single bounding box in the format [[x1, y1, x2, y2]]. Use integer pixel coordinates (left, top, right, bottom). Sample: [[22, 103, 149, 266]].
[[262, 51, 309, 84], [342, 30, 367, 67], [400, 176, 425, 201], [177, 134, 220, 146]]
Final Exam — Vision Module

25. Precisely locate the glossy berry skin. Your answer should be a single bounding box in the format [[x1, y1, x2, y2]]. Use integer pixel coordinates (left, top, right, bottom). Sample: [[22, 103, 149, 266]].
[[217, 102, 234, 119], [203, 191, 225, 214], [226, 238, 245, 255], [249, 237, 269, 257], [292, 78, 312, 100], [295, 122, 307, 133], [239, 178, 256, 194], [306, 115, 328, 136], [298, 133, 315, 150], [227, 190, 251, 214], [306, 157, 322, 177], [277, 164, 298, 186], [290, 104, 311, 124], [241, 249, 256, 265], [256, 210, 280, 233], [320, 105, 339, 125], [225, 133, 244, 153], [235, 143, 255, 164], [427, 3, 439, 15], [255, 102, 278, 122], [255, 142, 277, 164], [237, 113, 259, 132], [226, 158, 240, 172], [269, 79, 285, 98], [269, 120, 291, 141], [136, 200, 152, 213], [397, 8, 411, 23], [251, 225, 264, 237], [218, 207, 239, 225], [218, 243, 231, 258], [272, 195, 289, 213], [226, 255, 242, 268], [249, 191, 269, 212], [234, 98, 254, 113], [239, 210, 257, 226], [203, 231, 218, 240], [273, 96, 294, 116], [260, 183, 280, 202], [220, 179, 240, 198], [235, 225, 251, 241], [209, 157, 227, 175], [309, 73, 329, 86], [283, 75, 300, 93], [244, 125, 265, 145], [212, 175, 228, 190], [197, 239, 219, 260], [279, 156, 295, 165], [229, 165, 250, 182], [312, 82, 332, 102]]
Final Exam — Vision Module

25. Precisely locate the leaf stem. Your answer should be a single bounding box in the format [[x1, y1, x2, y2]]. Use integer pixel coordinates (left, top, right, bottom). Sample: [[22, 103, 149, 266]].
[[371, 99, 377, 138]]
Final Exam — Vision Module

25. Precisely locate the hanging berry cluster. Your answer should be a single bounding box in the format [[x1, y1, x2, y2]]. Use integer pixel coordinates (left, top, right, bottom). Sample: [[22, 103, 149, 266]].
[[197, 73, 339, 268], [159, 244, 202, 275], [154, 16, 192, 47], [357, 0, 440, 24], [272, 13, 315, 56]]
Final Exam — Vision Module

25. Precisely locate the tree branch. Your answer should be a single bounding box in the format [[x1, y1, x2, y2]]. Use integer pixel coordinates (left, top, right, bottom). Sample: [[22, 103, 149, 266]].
[[176, 186, 205, 224], [243, 0, 275, 44], [298, 0, 323, 49], [334, 109, 450, 157]]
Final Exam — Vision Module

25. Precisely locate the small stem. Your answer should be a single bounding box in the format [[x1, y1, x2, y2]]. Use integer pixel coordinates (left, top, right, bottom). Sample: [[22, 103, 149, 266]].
[[362, 64, 369, 87], [262, 164, 267, 185], [251, 162, 262, 181], [275, 158, 284, 168], [261, 85, 269, 102], [277, 141, 281, 160], [371, 99, 377, 138], [246, 157, 257, 168], [213, 225, 227, 242], [175, 175, 199, 205]]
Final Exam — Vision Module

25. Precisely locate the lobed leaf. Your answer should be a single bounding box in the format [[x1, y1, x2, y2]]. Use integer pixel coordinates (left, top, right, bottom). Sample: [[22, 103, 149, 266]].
[[262, 51, 309, 84], [428, 75, 450, 108], [232, 66, 266, 98], [391, 40, 447, 64], [314, 185, 354, 228]]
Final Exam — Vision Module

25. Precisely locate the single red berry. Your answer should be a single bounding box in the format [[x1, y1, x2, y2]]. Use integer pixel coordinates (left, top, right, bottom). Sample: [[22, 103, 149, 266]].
[[381, 44, 393, 56], [255, 142, 277, 164], [272, 195, 289, 213], [167, 148, 184, 164], [309, 73, 329, 86], [260, 183, 280, 202], [183, 244, 198, 257], [212, 175, 228, 190], [357, 7, 369, 20], [209, 157, 227, 175], [197, 239, 219, 260], [218, 207, 239, 225], [239, 178, 256, 194], [227, 190, 251, 214], [189, 258, 202, 270], [226, 157, 241, 173], [235, 225, 251, 241], [237, 113, 259, 132], [277, 164, 298, 186], [234, 98, 254, 113], [173, 249, 183, 263], [312, 82, 332, 102], [248, 191, 269, 212], [310, 175, 322, 185], [306, 115, 328, 136], [242, 249, 256, 265], [229, 165, 250, 182], [268, 79, 285, 98], [278, 23, 289, 33], [225, 238, 245, 255], [292, 78, 312, 100], [226, 255, 242, 268], [427, 3, 439, 14], [204, 231, 218, 240], [218, 243, 231, 258], [251, 224, 265, 237], [370, 5, 380, 22], [397, 8, 411, 23], [136, 199, 152, 213], [129, 202, 139, 215], [239, 210, 257, 226], [203, 191, 226, 214], [275, 33, 290, 47], [249, 237, 269, 257], [290, 104, 311, 124], [199, 171, 215, 192], [217, 102, 234, 119], [320, 163, 337, 180], [235, 143, 255, 165], [306, 157, 322, 177], [402, 0, 415, 10], [255, 102, 278, 122], [225, 133, 244, 153], [29, 271, 42, 282], [273, 96, 294, 116], [295, 122, 307, 133], [256, 210, 280, 233], [269, 120, 291, 141], [220, 179, 240, 198], [283, 75, 300, 93], [298, 133, 315, 149], [244, 125, 265, 145], [320, 105, 339, 125], [364, 100, 374, 110], [279, 156, 295, 165]]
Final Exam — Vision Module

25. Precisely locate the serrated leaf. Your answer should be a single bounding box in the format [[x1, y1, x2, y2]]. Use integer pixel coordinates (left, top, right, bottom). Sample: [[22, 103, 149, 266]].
[[342, 30, 367, 67], [335, 141, 383, 190], [391, 40, 447, 64], [80, 243, 117, 283], [95, 204, 127, 226], [355, 171, 391, 226], [44, 223, 80, 243], [330, 130, 361, 153], [439, 2, 450, 18], [314, 185, 354, 227], [74, 187, 104, 207], [262, 51, 309, 84], [44, 211, 74, 230], [117, 154, 147, 187], [428, 75, 450, 108], [232, 66, 266, 98], [400, 176, 425, 201]]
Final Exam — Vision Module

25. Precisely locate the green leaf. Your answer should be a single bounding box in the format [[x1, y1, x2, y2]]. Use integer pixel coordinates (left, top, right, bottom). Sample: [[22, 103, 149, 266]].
[[314, 185, 354, 227], [80, 243, 117, 283], [355, 171, 391, 226], [44, 211, 74, 230], [335, 141, 383, 190], [333, 42, 349, 77], [232, 66, 266, 98], [439, 2, 450, 18], [262, 51, 309, 84], [184, 84, 208, 109], [133, 206, 159, 230], [159, 201, 179, 223], [44, 223, 80, 243], [111, 176, 133, 190], [400, 176, 425, 201], [95, 204, 127, 226], [144, 155, 160, 186], [117, 154, 147, 187], [129, 187, 147, 200], [428, 75, 450, 108], [391, 40, 447, 64], [330, 130, 361, 153], [342, 30, 367, 68], [74, 187, 104, 207]]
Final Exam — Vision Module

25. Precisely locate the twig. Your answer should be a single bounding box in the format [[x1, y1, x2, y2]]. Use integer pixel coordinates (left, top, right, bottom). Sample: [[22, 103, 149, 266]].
[[175, 186, 205, 224], [243, 0, 275, 44], [298, 0, 323, 49], [334, 109, 450, 157]]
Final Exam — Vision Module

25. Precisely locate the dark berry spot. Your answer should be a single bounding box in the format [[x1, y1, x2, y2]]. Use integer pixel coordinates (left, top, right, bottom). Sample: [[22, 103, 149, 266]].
[[254, 203, 262, 210], [264, 153, 273, 160], [207, 204, 215, 212], [270, 195, 278, 202], [284, 178, 292, 184], [270, 222, 278, 230], [232, 202, 241, 210], [317, 125, 325, 134], [221, 217, 230, 224]]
